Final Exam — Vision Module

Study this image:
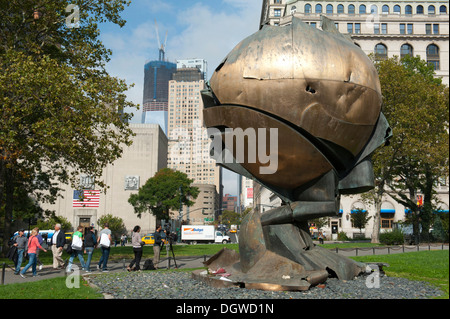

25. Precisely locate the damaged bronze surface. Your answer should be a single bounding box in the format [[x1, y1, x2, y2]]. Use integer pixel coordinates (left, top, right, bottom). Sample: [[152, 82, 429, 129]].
[[198, 16, 391, 291]]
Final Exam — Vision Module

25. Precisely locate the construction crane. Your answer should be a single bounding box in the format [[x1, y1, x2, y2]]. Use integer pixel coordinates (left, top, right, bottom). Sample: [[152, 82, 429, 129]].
[[154, 19, 168, 61]]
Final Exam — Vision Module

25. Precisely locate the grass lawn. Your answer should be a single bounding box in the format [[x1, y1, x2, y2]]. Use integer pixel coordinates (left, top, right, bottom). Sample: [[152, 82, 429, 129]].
[[351, 250, 449, 299], [0, 276, 102, 299]]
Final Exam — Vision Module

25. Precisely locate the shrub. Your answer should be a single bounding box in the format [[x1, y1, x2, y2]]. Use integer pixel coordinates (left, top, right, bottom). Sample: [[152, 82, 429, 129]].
[[379, 229, 404, 245], [337, 231, 350, 241]]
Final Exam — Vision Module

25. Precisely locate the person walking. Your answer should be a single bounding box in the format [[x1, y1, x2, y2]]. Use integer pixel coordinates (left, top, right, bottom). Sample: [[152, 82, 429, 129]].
[[84, 226, 97, 272], [127, 226, 143, 271], [153, 225, 162, 270], [66, 226, 86, 273], [97, 223, 112, 272], [51, 223, 66, 269], [20, 228, 47, 278], [13, 229, 28, 275], [35, 232, 45, 270]]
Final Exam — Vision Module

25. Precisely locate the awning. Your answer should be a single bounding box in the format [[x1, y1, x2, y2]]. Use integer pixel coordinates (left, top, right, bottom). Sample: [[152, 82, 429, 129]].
[[351, 209, 367, 214], [380, 209, 395, 214]]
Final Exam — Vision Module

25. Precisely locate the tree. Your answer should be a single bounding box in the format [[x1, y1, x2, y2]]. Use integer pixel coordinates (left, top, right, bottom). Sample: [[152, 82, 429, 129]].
[[368, 54, 449, 243], [0, 1, 136, 254], [128, 168, 200, 222], [220, 210, 241, 226], [350, 209, 372, 234], [97, 214, 126, 242]]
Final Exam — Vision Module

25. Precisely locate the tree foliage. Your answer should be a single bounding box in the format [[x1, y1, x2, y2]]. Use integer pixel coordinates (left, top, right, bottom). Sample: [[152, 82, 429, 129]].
[[0, 0, 137, 254], [97, 213, 126, 240], [128, 168, 200, 221], [350, 208, 372, 234]]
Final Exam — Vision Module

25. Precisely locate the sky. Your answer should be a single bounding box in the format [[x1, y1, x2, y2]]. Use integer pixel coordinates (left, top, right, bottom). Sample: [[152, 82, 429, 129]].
[[98, 0, 263, 196]]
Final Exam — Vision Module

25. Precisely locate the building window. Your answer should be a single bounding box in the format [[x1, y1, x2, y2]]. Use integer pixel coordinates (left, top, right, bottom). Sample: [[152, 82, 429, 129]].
[[374, 23, 380, 34], [359, 4, 366, 14], [433, 24, 439, 34], [428, 5, 435, 15], [274, 0, 281, 3], [382, 5, 389, 14], [400, 23, 405, 34], [355, 23, 361, 34], [337, 4, 344, 14], [305, 3, 312, 14], [394, 5, 401, 14], [381, 23, 387, 34], [274, 8, 281, 17], [405, 5, 412, 15], [371, 5, 378, 14], [348, 4, 355, 15], [374, 43, 388, 60], [427, 44, 440, 70], [326, 4, 333, 14], [426, 24, 432, 34], [310, 22, 317, 28], [400, 44, 413, 58], [315, 4, 322, 13], [347, 23, 353, 34], [407, 23, 413, 34], [440, 5, 448, 14], [381, 217, 394, 229], [417, 5, 424, 14]]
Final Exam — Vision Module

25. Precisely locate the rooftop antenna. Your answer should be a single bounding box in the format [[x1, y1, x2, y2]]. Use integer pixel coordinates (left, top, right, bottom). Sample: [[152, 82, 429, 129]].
[[154, 19, 168, 61]]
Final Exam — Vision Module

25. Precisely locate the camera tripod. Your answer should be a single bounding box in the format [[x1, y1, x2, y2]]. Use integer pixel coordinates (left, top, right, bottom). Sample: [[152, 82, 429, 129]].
[[160, 234, 178, 269]]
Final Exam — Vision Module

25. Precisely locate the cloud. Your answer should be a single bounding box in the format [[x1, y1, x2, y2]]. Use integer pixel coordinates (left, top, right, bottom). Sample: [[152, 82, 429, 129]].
[[167, 1, 261, 78]]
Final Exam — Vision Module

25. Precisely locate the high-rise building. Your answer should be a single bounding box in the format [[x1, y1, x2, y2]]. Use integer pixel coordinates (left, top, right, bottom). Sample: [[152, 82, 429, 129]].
[[240, 175, 254, 209], [176, 59, 208, 81], [167, 65, 222, 224], [141, 60, 176, 134], [222, 194, 238, 211]]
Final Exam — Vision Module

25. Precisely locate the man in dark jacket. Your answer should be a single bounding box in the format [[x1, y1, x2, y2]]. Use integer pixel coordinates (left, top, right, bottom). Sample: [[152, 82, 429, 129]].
[[153, 225, 162, 270], [13, 229, 27, 275], [51, 223, 66, 269], [84, 226, 97, 272]]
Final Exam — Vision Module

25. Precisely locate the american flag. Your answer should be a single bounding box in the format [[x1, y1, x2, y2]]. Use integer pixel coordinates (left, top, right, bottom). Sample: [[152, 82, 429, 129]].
[[73, 190, 100, 208]]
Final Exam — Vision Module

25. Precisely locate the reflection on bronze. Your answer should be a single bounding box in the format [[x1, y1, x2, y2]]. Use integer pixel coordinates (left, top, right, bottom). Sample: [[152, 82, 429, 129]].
[[199, 16, 391, 291]]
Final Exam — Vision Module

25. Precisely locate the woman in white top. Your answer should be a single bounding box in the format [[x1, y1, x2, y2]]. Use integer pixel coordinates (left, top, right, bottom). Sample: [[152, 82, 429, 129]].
[[127, 226, 143, 271]]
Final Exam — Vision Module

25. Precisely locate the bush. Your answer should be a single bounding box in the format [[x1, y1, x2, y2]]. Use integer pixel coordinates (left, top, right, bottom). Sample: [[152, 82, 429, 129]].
[[337, 231, 350, 241], [379, 229, 404, 245]]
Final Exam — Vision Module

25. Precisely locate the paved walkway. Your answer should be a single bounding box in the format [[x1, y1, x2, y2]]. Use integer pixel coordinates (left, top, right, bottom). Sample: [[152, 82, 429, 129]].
[[1, 254, 206, 285]]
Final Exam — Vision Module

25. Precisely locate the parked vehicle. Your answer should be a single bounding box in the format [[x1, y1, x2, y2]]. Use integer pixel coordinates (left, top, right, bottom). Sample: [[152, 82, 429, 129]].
[[181, 225, 231, 244], [12, 229, 55, 244], [141, 234, 155, 245], [230, 225, 238, 233]]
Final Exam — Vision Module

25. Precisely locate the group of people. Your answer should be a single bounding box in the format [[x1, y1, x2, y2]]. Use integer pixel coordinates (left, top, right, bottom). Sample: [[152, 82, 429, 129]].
[[127, 224, 163, 271], [10, 222, 168, 277], [11, 228, 48, 278], [10, 222, 113, 278]]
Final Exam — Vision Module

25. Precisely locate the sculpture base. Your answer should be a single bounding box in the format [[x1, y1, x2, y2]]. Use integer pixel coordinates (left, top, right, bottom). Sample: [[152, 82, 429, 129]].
[[193, 208, 365, 292]]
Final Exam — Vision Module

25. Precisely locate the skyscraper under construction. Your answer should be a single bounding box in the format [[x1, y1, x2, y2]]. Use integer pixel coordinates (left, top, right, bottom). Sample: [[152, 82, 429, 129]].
[[141, 22, 176, 135]]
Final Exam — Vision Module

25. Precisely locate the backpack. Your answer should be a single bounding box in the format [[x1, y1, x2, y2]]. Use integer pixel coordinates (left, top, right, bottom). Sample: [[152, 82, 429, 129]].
[[143, 259, 156, 270]]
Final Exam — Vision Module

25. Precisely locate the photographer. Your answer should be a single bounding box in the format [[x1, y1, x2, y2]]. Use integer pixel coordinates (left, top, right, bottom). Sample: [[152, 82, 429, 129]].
[[153, 225, 162, 270]]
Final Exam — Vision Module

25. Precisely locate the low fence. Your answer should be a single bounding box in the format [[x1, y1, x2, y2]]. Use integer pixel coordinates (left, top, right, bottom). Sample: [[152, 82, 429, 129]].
[[331, 243, 449, 257]]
